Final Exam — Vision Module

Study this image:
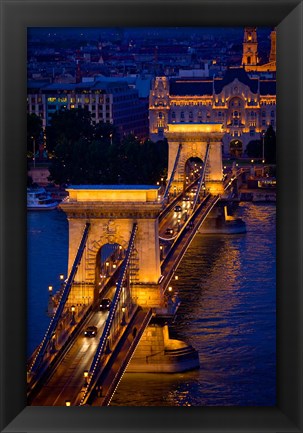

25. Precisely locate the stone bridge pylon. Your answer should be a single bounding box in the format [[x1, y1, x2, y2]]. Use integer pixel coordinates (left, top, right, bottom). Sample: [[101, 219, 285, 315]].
[[60, 186, 163, 308], [165, 123, 225, 195]]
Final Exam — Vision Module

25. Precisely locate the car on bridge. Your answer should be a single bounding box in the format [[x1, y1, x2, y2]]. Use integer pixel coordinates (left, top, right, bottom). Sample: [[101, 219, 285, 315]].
[[84, 325, 98, 337], [174, 205, 182, 213], [99, 298, 111, 311], [165, 227, 174, 235]]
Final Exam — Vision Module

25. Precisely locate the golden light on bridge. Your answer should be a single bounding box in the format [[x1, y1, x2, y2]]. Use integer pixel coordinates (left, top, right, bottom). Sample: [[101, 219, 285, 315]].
[[65, 400, 71, 406], [48, 285, 53, 293]]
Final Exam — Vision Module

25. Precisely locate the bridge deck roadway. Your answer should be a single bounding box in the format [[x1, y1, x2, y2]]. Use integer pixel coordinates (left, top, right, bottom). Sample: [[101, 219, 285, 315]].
[[30, 310, 108, 406], [160, 195, 219, 290]]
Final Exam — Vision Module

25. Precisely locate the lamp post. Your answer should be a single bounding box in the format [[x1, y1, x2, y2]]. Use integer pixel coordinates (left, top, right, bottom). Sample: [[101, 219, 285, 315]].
[[121, 306, 127, 326], [262, 132, 265, 163], [71, 305, 76, 325], [50, 332, 56, 353], [83, 370, 89, 386]]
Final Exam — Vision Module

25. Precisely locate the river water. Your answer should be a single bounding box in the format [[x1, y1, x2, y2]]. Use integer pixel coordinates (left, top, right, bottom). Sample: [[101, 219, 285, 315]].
[[27, 202, 276, 406]]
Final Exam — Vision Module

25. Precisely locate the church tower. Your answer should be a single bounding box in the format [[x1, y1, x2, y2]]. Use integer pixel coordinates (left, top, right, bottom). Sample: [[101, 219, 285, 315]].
[[242, 27, 259, 69], [269, 28, 276, 63]]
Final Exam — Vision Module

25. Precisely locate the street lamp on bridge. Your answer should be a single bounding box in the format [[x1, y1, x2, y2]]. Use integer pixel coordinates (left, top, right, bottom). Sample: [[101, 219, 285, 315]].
[[71, 305, 76, 325], [121, 306, 127, 326], [83, 370, 89, 386]]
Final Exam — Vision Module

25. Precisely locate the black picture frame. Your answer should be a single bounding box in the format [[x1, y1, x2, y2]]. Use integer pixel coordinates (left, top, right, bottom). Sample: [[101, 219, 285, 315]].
[[1, 0, 302, 432]]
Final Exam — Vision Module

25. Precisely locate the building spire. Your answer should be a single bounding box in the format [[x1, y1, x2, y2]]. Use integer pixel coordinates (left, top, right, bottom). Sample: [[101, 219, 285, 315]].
[[269, 28, 276, 63], [242, 27, 258, 70]]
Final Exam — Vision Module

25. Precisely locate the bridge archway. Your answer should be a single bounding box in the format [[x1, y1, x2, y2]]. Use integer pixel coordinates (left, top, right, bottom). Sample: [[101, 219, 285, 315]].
[[184, 156, 204, 190], [165, 123, 225, 195], [230, 139, 243, 158], [95, 242, 124, 289]]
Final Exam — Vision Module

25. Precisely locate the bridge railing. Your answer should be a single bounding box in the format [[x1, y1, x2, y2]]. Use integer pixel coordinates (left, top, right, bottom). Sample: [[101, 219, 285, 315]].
[[28, 222, 91, 376], [79, 223, 138, 405]]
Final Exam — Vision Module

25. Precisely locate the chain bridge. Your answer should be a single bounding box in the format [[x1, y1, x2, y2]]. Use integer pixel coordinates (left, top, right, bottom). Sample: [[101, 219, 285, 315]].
[[27, 123, 247, 406]]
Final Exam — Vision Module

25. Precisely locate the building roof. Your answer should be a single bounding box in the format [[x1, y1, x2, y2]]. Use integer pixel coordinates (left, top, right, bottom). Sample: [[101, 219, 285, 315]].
[[169, 78, 213, 96], [27, 78, 133, 93], [259, 80, 276, 95], [214, 67, 259, 93], [168, 68, 276, 97]]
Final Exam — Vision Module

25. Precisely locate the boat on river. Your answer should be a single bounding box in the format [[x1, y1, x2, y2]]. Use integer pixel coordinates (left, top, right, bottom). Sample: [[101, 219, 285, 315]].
[[27, 187, 59, 211]]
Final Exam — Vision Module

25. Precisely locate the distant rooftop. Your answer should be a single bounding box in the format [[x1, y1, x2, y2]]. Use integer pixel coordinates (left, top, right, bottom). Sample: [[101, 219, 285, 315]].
[[168, 67, 276, 96], [170, 78, 213, 96]]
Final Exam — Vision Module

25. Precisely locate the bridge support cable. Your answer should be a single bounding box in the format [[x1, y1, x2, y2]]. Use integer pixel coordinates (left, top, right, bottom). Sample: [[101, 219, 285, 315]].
[[79, 223, 138, 405], [192, 142, 210, 211], [28, 222, 91, 374], [163, 143, 182, 201]]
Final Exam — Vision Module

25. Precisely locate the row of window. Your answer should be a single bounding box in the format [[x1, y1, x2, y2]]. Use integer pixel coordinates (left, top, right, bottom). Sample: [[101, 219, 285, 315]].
[[159, 110, 275, 120], [29, 94, 139, 105]]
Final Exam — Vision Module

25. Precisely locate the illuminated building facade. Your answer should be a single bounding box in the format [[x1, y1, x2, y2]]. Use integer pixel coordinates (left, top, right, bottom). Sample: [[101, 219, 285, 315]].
[[27, 80, 148, 138], [149, 28, 276, 157]]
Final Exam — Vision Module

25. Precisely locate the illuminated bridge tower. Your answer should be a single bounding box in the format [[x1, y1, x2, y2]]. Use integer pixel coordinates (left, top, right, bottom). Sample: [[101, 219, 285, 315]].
[[165, 123, 225, 195], [60, 186, 199, 373], [61, 186, 163, 308]]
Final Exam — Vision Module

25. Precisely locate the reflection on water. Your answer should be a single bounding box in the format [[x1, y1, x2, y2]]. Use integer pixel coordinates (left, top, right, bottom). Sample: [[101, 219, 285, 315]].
[[27, 203, 276, 406], [111, 203, 276, 406], [27, 210, 68, 356]]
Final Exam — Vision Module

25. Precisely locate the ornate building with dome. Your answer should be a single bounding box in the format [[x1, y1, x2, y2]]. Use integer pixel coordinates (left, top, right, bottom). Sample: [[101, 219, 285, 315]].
[[149, 28, 276, 157]]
